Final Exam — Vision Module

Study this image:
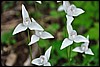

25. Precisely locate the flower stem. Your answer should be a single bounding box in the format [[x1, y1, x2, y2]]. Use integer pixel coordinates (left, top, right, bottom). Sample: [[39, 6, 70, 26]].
[[27, 29, 32, 63], [35, 3, 38, 11], [69, 46, 71, 65]]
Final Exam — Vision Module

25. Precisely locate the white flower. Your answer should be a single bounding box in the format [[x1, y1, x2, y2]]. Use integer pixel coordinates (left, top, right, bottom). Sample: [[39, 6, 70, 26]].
[[12, 4, 44, 35], [58, 1, 85, 16], [36, 1, 42, 4], [31, 46, 52, 66], [67, 4, 84, 17], [28, 30, 54, 45], [72, 35, 94, 55], [60, 22, 89, 50], [58, 1, 70, 12]]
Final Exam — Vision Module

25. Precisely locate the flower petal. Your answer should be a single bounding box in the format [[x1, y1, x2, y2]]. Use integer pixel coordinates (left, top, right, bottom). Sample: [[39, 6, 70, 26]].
[[66, 15, 74, 25], [67, 24, 73, 37], [74, 35, 89, 43], [44, 62, 51, 66], [36, 1, 42, 4], [22, 4, 30, 20], [12, 23, 27, 35], [28, 35, 40, 45], [31, 58, 43, 66], [45, 46, 52, 61], [28, 18, 44, 31], [58, 5, 64, 11], [40, 31, 54, 39], [60, 38, 73, 50], [85, 48, 94, 55], [73, 8, 85, 16], [63, 1, 70, 13], [72, 47, 84, 53], [57, 1, 61, 3]]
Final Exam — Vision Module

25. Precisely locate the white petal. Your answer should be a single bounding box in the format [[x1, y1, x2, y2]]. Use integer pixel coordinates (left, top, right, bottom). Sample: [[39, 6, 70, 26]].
[[57, 5, 64, 11], [36, 1, 42, 4], [63, 1, 70, 12], [22, 4, 30, 20], [57, 1, 61, 3], [72, 47, 84, 53], [40, 31, 54, 39], [31, 58, 43, 66], [12, 23, 27, 35], [66, 15, 74, 25], [44, 62, 51, 66], [28, 18, 44, 31], [85, 48, 94, 55], [67, 24, 73, 37], [73, 8, 85, 16], [74, 35, 89, 43], [28, 35, 40, 45], [60, 38, 73, 50], [45, 46, 52, 61]]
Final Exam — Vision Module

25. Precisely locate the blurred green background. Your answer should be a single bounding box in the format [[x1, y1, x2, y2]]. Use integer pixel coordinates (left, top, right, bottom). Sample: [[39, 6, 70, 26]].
[[1, 1, 99, 66]]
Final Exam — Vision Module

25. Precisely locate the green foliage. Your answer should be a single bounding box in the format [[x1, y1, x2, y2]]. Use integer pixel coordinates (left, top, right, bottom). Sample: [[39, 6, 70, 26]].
[[82, 44, 99, 66], [85, 23, 99, 40], [50, 10, 60, 19], [62, 27, 68, 38], [73, 14, 93, 29], [30, 11, 43, 19], [1, 31, 16, 45], [73, 1, 99, 30], [50, 40, 65, 65], [46, 23, 60, 34], [72, 1, 85, 7], [38, 39, 49, 48], [2, 1, 14, 11], [49, 2, 56, 9], [26, 1, 34, 5]]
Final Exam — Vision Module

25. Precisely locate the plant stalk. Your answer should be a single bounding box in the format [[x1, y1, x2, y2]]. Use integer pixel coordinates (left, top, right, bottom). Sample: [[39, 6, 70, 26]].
[[27, 29, 32, 63], [69, 45, 71, 65]]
